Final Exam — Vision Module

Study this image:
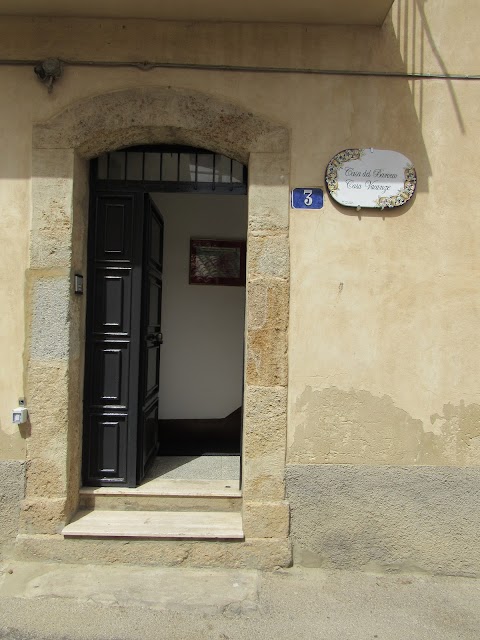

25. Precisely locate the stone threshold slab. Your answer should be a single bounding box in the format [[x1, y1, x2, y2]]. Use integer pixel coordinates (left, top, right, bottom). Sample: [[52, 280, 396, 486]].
[[62, 510, 244, 540], [80, 478, 241, 498]]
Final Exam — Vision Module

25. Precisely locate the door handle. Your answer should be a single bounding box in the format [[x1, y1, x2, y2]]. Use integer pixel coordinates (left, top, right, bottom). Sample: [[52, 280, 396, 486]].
[[146, 332, 163, 344]]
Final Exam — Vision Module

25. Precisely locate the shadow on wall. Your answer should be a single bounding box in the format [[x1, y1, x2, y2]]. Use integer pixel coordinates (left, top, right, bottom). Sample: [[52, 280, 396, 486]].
[[396, 0, 466, 134], [317, 0, 468, 219], [288, 0, 469, 202]]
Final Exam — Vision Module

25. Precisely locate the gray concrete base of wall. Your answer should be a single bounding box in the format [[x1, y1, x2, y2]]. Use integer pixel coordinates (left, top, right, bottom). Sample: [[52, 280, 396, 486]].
[[14, 535, 292, 570], [0, 461, 25, 560], [286, 464, 480, 577]]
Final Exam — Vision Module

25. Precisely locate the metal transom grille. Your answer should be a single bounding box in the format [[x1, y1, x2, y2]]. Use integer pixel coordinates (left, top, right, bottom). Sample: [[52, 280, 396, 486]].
[[93, 145, 247, 194]]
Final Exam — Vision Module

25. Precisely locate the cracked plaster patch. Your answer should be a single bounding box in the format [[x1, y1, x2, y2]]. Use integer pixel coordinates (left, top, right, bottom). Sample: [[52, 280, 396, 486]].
[[289, 386, 480, 465]]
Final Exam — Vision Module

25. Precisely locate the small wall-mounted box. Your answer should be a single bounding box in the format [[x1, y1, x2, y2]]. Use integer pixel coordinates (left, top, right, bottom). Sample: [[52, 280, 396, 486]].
[[12, 407, 28, 424], [74, 274, 84, 295]]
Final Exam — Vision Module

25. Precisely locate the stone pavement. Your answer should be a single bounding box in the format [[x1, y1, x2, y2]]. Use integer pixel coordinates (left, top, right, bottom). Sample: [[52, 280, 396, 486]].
[[0, 561, 479, 640]]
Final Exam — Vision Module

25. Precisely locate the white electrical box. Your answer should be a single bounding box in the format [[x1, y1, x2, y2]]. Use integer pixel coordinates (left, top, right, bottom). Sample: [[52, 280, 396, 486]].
[[12, 407, 28, 424]]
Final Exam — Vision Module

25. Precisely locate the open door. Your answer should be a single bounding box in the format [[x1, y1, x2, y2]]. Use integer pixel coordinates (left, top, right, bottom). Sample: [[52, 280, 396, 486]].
[[83, 192, 164, 487], [137, 195, 164, 483]]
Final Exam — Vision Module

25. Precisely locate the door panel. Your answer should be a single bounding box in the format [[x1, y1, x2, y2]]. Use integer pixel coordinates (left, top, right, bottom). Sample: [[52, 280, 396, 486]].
[[83, 193, 143, 486], [146, 344, 160, 394], [93, 269, 132, 335], [137, 195, 164, 482], [148, 279, 161, 326], [83, 192, 164, 487], [91, 342, 129, 409], [149, 213, 164, 270], [142, 401, 159, 475], [95, 202, 134, 261], [88, 414, 128, 479]]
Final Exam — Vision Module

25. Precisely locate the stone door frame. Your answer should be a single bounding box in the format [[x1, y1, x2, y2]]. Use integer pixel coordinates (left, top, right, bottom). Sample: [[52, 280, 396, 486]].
[[23, 87, 291, 545]]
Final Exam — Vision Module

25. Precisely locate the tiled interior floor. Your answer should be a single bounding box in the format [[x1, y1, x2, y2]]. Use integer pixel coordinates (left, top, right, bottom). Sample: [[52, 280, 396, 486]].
[[81, 456, 241, 495], [144, 455, 241, 484]]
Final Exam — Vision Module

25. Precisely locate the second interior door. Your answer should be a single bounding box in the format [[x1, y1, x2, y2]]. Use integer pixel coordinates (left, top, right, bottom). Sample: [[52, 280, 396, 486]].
[[137, 195, 164, 484]]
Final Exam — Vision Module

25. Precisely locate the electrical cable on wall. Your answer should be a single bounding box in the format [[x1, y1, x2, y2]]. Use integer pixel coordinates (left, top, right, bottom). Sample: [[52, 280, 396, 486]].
[[0, 57, 478, 93]]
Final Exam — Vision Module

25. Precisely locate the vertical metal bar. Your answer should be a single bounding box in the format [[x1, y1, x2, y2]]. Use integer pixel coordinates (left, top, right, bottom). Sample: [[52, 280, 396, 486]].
[[177, 153, 180, 182], [142, 151, 146, 181], [212, 153, 216, 192], [194, 153, 198, 191], [159, 153, 163, 181], [230, 158, 233, 191], [124, 151, 128, 181], [106, 153, 111, 180]]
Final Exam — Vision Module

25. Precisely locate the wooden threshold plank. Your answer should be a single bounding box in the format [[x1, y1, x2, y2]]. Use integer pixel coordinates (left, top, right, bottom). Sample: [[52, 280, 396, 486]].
[[62, 510, 244, 540]]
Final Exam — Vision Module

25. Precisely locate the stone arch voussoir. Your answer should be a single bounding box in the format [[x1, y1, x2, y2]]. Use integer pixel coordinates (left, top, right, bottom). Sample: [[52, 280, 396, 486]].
[[33, 87, 289, 161]]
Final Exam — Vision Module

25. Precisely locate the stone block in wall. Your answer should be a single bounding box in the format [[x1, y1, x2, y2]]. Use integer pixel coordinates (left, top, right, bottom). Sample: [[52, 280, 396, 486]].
[[243, 501, 290, 538], [25, 458, 67, 500], [26, 362, 70, 445], [244, 386, 287, 457], [242, 386, 287, 501], [24, 360, 71, 499], [248, 153, 289, 234], [19, 496, 68, 535], [246, 279, 289, 387], [31, 148, 75, 269], [29, 278, 70, 362], [247, 234, 289, 280], [242, 453, 286, 502]]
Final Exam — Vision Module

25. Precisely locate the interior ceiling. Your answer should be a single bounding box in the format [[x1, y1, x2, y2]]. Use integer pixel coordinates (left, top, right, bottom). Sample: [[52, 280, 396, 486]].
[[0, 0, 394, 26]]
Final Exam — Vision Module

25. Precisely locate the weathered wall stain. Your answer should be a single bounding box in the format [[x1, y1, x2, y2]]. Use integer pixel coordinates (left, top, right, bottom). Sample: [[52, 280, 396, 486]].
[[430, 401, 480, 464], [289, 386, 480, 465]]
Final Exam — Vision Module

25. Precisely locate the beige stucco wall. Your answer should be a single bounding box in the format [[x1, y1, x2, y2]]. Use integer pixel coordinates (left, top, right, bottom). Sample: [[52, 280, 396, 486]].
[[0, 0, 478, 474], [0, 69, 31, 460]]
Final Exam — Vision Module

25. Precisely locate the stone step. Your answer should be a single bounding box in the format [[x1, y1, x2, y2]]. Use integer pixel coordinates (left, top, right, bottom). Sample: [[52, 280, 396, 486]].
[[79, 479, 241, 512], [15, 534, 292, 570], [79, 493, 242, 512], [62, 510, 244, 540]]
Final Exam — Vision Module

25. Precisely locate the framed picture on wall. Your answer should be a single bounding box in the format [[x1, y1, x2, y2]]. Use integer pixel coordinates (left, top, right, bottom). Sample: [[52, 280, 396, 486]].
[[189, 239, 246, 286]]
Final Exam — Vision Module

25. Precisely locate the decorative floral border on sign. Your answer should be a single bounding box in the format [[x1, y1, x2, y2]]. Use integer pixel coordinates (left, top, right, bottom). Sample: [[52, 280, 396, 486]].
[[325, 149, 417, 209], [325, 148, 364, 194], [375, 165, 417, 209]]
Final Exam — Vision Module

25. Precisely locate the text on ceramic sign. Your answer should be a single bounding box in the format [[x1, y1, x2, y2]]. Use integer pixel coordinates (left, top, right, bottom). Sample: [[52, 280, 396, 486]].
[[344, 166, 398, 195]]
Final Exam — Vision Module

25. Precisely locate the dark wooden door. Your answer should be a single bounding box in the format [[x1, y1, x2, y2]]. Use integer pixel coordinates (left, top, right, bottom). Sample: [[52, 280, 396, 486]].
[[137, 195, 164, 483], [83, 192, 163, 487]]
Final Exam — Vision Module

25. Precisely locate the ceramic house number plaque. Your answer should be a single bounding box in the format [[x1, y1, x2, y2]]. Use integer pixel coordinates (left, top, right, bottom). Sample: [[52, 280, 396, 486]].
[[325, 148, 416, 209]]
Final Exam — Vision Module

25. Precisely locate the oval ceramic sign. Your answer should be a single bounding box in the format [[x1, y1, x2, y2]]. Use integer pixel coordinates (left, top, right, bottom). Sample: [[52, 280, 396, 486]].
[[325, 148, 416, 209]]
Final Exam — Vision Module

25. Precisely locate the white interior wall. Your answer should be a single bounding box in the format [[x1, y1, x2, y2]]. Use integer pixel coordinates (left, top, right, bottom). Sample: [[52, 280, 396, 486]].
[[151, 193, 247, 420]]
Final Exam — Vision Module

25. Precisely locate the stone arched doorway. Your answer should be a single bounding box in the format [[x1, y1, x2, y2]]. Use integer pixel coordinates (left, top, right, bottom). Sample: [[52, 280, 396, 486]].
[[21, 87, 291, 567]]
